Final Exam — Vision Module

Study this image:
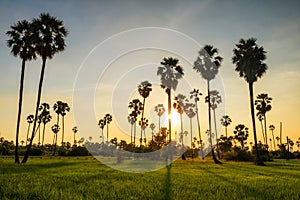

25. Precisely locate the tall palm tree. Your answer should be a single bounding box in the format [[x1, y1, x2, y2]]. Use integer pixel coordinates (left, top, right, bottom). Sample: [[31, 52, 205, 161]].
[[154, 104, 165, 134], [157, 57, 184, 142], [128, 99, 143, 146], [7, 19, 37, 163], [257, 114, 266, 143], [72, 126, 78, 145], [190, 89, 204, 159], [104, 114, 112, 143], [25, 114, 34, 146], [51, 124, 60, 156], [127, 116, 135, 144], [150, 123, 156, 141], [232, 38, 267, 165], [255, 93, 272, 149], [60, 102, 70, 146], [138, 81, 152, 147], [207, 90, 222, 159], [269, 125, 276, 151], [39, 103, 52, 146], [193, 45, 223, 164], [275, 136, 280, 149], [98, 118, 106, 143], [220, 115, 232, 137], [184, 102, 196, 149], [23, 13, 68, 163]]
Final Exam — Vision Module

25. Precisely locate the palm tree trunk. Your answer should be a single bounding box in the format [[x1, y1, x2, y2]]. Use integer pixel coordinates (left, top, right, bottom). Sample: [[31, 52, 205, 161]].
[[26, 123, 31, 146], [53, 133, 58, 156], [180, 113, 185, 160], [213, 109, 220, 159], [248, 83, 264, 165], [272, 131, 276, 152], [260, 120, 265, 144], [22, 58, 47, 163], [195, 100, 204, 159], [130, 124, 133, 144], [107, 124, 109, 143], [134, 123, 136, 145], [207, 80, 221, 164], [74, 132, 76, 145], [140, 98, 146, 147], [15, 59, 26, 164], [280, 122, 282, 145], [42, 123, 46, 146], [167, 89, 171, 142], [264, 115, 268, 150], [62, 116, 65, 146], [38, 123, 41, 146]]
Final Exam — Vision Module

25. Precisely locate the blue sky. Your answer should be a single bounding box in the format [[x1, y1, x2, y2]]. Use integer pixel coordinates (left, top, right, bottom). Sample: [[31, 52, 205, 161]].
[[0, 0, 300, 144]]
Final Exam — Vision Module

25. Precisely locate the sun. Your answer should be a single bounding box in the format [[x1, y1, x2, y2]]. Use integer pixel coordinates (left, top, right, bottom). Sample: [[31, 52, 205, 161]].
[[169, 111, 181, 125]]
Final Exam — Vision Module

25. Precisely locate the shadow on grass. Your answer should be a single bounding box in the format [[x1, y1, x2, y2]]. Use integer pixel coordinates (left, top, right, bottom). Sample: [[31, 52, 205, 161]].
[[164, 164, 172, 200]]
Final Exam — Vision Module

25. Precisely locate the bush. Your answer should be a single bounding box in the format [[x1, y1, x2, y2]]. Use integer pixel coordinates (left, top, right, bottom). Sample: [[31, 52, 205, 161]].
[[223, 147, 253, 161], [29, 148, 43, 156]]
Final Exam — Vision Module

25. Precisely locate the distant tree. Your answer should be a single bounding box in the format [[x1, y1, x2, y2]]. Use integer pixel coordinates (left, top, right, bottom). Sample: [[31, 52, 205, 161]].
[[138, 81, 152, 147], [232, 38, 267, 166], [98, 119, 106, 143], [60, 102, 70, 146], [190, 89, 204, 159], [104, 114, 112, 143], [72, 126, 78, 145], [22, 13, 68, 164], [275, 136, 280, 149], [157, 57, 184, 142], [7, 19, 37, 163], [233, 124, 249, 149], [193, 45, 223, 164], [255, 93, 272, 149], [220, 115, 232, 137], [51, 124, 60, 156], [218, 135, 233, 153], [128, 99, 143, 146], [127, 116, 135, 144], [257, 114, 265, 143], [25, 114, 34, 146], [150, 123, 156, 141], [184, 102, 196, 149], [269, 125, 276, 151], [39, 103, 52, 146], [53, 101, 70, 146], [154, 104, 165, 134]]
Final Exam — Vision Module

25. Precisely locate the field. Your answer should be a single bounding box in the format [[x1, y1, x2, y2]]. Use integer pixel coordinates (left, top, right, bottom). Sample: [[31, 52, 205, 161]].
[[1, 157, 300, 200]]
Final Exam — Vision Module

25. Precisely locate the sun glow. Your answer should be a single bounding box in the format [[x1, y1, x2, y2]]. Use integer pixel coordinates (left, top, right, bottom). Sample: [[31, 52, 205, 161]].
[[169, 111, 181, 126]]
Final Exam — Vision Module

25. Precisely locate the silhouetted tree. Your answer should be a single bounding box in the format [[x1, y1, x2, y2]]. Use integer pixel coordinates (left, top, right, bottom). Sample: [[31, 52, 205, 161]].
[[269, 125, 276, 151], [220, 115, 232, 137], [194, 45, 223, 164], [233, 124, 249, 149], [72, 126, 78, 145], [22, 13, 68, 163], [39, 103, 52, 146], [232, 38, 267, 166], [104, 114, 112, 143], [98, 119, 106, 143], [150, 123, 155, 141], [154, 104, 165, 134], [128, 99, 143, 146], [7, 19, 37, 163], [25, 114, 34, 146], [51, 124, 60, 156], [258, 114, 266, 143], [255, 93, 272, 149], [157, 57, 184, 142]]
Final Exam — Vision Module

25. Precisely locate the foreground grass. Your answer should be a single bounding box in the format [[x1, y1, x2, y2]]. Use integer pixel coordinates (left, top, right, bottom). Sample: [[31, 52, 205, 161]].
[[0, 157, 299, 200]]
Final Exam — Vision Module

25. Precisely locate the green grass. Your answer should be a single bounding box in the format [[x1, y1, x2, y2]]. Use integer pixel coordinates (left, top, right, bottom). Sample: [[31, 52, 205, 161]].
[[1, 157, 299, 200]]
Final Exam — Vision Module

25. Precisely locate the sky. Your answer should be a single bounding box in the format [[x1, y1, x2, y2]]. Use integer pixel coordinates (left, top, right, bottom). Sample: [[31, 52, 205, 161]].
[[0, 0, 300, 147]]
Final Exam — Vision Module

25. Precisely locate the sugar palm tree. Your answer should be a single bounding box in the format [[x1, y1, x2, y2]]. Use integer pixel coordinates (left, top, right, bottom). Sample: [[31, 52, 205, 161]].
[[257, 114, 266, 143], [157, 57, 184, 142], [275, 136, 280, 149], [72, 126, 78, 145], [39, 103, 52, 146], [60, 102, 70, 146], [128, 99, 143, 146], [25, 114, 34, 146], [138, 81, 152, 147], [53, 101, 70, 146], [104, 114, 112, 143], [207, 90, 222, 159], [193, 45, 223, 164], [233, 124, 249, 149], [51, 124, 60, 156], [255, 93, 272, 149], [7, 19, 37, 163], [190, 89, 204, 159], [184, 102, 196, 149], [232, 38, 267, 166], [127, 116, 135, 144], [98, 118, 106, 143], [220, 115, 232, 137], [154, 104, 165, 134], [150, 123, 155, 141], [269, 125, 276, 151], [23, 13, 68, 163]]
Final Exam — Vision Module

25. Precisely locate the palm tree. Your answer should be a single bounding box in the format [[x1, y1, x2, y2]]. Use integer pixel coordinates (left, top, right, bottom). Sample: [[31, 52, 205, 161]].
[[154, 104, 165, 134], [275, 136, 280, 149], [127, 116, 135, 144], [22, 13, 68, 163], [232, 38, 267, 165], [39, 103, 52, 146], [72, 126, 78, 145], [98, 119, 106, 143], [139, 117, 149, 146], [7, 19, 37, 163], [258, 114, 266, 143], [190, 89, 204, 159], [60, 102, 70, 146], [269, 125, 276, 151], [184, 102, 196, 149], [25, 114, 34, 146], [138, 81, 152, 147], [207, 90, 222, 159], [150, 123, 155, 141], [104, 114, 112, 143], [233, 124, 249, 149], [157, 57, 184, 142], [220, 115, 232, 137], [128, 99, 143, 146], [255, 93, 272, 149], [193, 45, 223, 164], [51, 124, 60, 156]]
